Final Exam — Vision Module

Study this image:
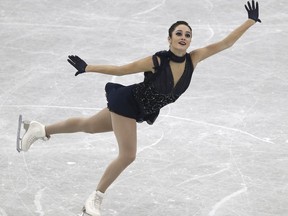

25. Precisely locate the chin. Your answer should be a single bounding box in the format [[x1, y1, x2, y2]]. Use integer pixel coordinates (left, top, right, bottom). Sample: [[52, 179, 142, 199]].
[[175, 47, 188, 53]]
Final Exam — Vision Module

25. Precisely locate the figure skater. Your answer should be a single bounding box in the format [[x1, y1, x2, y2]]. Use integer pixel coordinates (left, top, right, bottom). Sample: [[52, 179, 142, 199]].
[[17, 1, 261, 215]]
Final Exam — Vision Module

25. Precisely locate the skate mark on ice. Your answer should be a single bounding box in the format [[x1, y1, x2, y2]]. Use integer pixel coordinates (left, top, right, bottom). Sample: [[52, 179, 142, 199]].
[[132, 0, 166, 16], [34, 187, 47, 216], [3, 104, 100, 111], [137, 130, 164, 154], [229, 142, 249, 194], [1, 21, 93, 31], [17, 154, 31, 193], [208, 187, 247, 216], [176, 166, 230, 187], [165, 114, 275, 144]]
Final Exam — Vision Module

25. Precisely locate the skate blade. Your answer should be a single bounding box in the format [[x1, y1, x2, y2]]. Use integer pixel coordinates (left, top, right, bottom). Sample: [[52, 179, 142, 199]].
[[79, 207, 93, 216], [16, 115, 22, 152], [16, 114, 31, 153]]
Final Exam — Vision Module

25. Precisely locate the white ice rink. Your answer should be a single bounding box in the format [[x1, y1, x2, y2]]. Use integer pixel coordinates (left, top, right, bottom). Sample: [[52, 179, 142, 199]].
[[1, 0, 288, 215]]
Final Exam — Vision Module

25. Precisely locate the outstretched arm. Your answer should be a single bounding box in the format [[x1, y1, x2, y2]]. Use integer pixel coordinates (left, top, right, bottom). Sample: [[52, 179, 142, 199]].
[[190, 0, 261, 67], [67, 55, 155, 76]]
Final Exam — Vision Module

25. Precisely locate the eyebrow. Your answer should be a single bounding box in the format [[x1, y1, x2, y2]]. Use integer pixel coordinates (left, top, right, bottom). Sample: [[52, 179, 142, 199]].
[[175, 30, 191, 34]]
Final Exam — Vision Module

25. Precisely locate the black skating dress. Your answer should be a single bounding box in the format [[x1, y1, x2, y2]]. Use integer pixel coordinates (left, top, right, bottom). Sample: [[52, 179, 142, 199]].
[[105, 50, 194, 124]]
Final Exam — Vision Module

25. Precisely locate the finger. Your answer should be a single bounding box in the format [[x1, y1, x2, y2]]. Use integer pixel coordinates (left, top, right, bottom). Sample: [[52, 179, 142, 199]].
[[68, 55, 74, 63], [256, 1, 259, 11], [245, 5, 249, 12], [252, 0, 255, 10], [247, 1, 252, 10], [75, 71, 81, 76], [67, 59, 75, 66], [70, 55, 78, 62]]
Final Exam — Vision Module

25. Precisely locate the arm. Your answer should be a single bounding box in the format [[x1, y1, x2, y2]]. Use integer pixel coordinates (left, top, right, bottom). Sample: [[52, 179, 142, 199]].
[[86, 56, 155, 76], [191, 0, 261, 67], [190, 19, 256, 65], [68, 55, 155, 76]]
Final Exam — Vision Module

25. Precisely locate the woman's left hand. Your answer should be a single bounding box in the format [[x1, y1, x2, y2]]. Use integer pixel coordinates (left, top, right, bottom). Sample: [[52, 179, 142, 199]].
[[245, 0, 261, 23]]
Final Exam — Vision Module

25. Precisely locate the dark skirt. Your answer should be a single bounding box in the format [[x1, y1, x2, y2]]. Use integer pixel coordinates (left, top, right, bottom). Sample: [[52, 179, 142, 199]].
[[105, 82, 160, 124], [105, 82, 141, 120]]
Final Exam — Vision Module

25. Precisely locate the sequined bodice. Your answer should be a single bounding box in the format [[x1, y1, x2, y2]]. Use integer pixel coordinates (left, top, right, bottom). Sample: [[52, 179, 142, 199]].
[[132, 50, 194, 116]]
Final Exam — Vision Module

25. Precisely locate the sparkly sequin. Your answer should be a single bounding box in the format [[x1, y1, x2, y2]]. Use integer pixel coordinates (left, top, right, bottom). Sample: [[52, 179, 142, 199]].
[[132, 50, 194, 124]]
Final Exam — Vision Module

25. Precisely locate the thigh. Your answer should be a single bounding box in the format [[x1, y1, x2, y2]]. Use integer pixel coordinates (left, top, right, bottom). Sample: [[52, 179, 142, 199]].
[[110, 112, 137, 156], [86, 108, 113, 133]]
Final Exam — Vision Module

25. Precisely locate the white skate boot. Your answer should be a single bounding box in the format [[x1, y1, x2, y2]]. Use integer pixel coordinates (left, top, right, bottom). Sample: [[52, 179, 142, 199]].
[[16, 115, 48, 152], [81, 191, 104, 216]]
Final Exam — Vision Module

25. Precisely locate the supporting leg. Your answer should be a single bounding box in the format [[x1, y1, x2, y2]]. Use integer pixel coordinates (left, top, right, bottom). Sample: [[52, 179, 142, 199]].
[[82, 112, 137, 216], [96, 112, 137, 193]]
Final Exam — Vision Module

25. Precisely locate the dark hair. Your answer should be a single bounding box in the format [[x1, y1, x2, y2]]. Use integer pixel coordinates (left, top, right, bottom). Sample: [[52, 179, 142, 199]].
[[168, 21, 192, 38]]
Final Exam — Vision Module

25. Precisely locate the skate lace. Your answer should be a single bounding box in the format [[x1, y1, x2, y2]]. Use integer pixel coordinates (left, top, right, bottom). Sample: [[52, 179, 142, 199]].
[[27, 134, 39, 146], [93, 193, 102, 208]]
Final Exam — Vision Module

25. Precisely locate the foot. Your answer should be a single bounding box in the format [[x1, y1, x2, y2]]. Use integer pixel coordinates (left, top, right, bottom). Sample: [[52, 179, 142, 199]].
[[83, 191, 104, 216], [21, 121, 48, 151]]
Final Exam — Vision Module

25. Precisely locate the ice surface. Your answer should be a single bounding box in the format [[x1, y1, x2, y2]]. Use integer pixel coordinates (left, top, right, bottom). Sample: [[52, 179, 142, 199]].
[[1, 0, 288, 215]]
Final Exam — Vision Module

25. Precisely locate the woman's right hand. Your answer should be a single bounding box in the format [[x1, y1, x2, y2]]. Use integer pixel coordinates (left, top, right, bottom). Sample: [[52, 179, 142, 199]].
[[67, 55, 88, 76]]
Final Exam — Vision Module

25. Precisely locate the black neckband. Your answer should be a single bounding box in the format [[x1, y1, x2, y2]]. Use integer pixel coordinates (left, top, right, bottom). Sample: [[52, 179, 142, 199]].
[[168, 50, 186, 63]]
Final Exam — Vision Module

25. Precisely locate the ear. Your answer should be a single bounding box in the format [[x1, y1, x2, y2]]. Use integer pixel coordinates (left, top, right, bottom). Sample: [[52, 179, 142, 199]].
[[168, 36, 172, 44]]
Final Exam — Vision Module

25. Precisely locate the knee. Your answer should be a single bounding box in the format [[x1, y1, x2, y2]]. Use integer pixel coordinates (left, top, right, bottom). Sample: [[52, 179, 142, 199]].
[[119, 153, 136, 167], [128, 154, 136, 164], [81, 119, 97, 134]]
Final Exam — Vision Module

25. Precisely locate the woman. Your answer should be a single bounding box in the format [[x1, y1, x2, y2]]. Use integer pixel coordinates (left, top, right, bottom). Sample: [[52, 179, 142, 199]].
[[18, 1, 261, 215]]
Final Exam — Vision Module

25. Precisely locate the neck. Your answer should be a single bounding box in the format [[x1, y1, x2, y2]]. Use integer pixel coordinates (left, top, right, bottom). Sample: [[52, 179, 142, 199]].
[[169, 47, 186, 57], [168, 49, 186, 63]]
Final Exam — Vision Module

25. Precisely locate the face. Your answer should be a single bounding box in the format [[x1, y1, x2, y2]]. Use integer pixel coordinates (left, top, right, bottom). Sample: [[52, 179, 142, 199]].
[[168, 24, 192, 53]]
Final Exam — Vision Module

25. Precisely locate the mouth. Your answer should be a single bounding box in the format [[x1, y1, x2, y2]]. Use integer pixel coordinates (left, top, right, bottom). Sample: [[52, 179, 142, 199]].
[[178, 41, 186, 46]]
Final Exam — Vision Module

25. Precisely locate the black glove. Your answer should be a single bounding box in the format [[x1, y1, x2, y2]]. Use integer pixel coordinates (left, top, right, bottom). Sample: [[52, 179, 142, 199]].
[[67, 55, 87, 76], [245, 0, 261, 23]]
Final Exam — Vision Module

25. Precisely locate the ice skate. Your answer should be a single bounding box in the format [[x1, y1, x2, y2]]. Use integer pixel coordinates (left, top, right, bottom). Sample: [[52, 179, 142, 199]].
[[16, 115, 48, 152], [80, 191, 104, 216]]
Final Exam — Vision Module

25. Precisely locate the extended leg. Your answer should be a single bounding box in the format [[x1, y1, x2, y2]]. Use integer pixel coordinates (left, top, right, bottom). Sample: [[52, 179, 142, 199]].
[[45, 108, 113, 136], [19, 108, 112, 152]]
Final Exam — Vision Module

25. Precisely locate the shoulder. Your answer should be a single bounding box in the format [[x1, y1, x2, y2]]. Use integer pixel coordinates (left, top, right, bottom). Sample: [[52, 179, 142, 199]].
[[151, 50, 169, 73], [189, 39, 231, 68], [155, 50, 169, 57], [189, 49, 202, 68]]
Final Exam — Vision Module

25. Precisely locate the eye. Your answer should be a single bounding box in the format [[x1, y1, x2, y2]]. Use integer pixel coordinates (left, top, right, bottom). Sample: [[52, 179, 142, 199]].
[[175, 32, 182, 36], [185, 33, 191, 38]]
